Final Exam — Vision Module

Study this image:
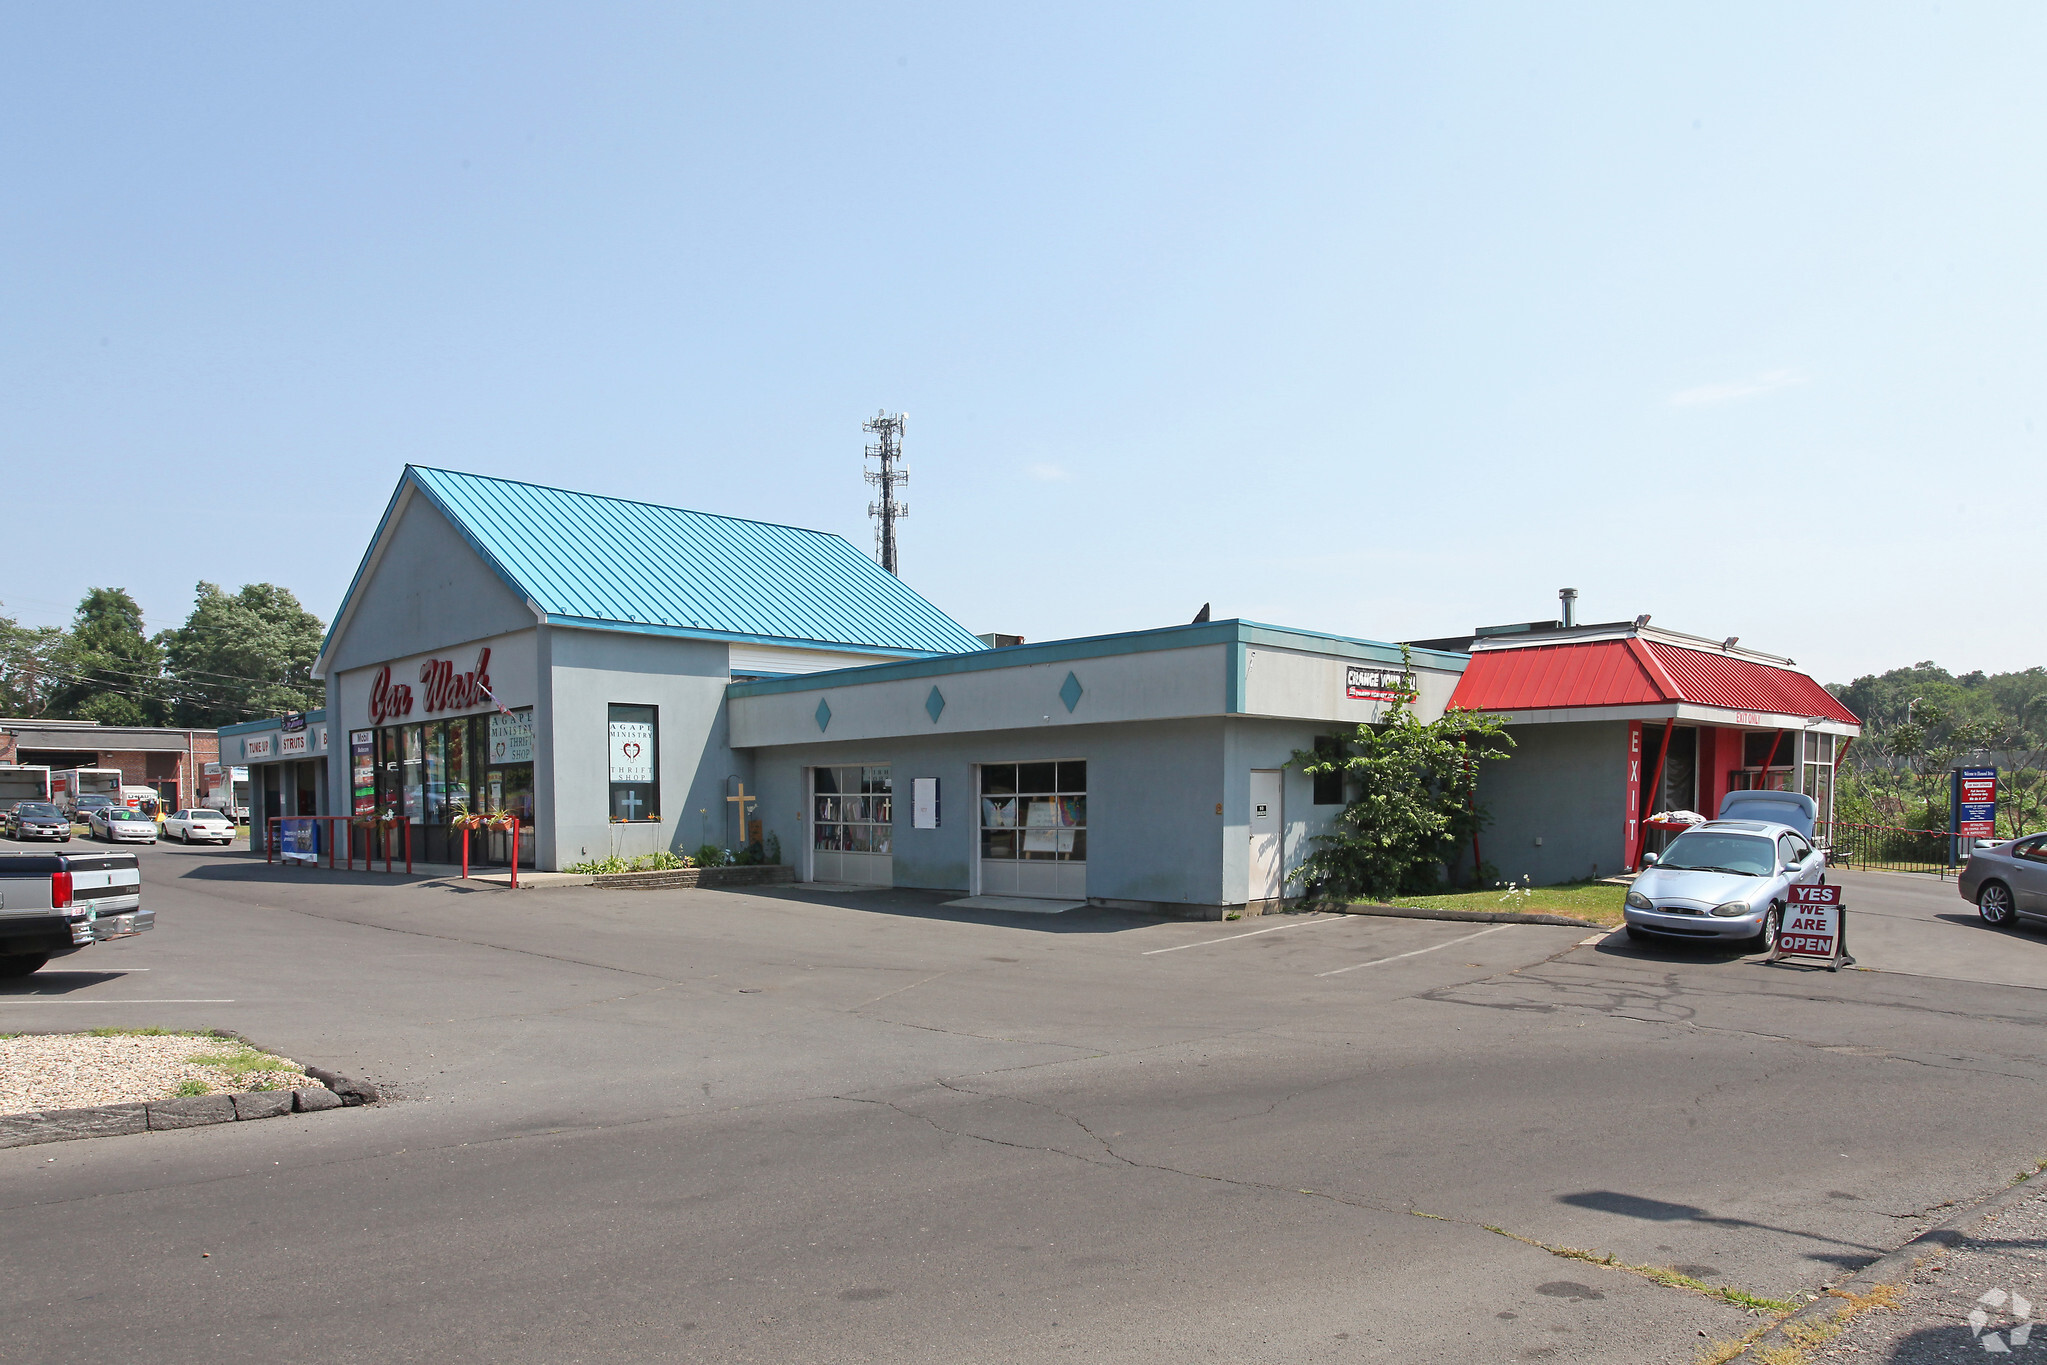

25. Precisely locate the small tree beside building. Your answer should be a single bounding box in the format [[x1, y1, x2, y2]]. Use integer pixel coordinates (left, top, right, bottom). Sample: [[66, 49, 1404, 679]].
[[1290, 656, 1513, 901]]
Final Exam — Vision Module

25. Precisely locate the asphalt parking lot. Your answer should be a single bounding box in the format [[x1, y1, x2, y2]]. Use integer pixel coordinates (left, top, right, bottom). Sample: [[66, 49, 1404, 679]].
[[4, 841, 2046, 1364]]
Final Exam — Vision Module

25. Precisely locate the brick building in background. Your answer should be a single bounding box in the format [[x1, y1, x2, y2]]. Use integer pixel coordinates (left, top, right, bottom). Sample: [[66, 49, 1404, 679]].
[[0, 719, 222, 811]]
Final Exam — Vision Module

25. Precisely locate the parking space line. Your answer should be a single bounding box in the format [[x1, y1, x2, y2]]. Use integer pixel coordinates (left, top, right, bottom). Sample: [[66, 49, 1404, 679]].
[[1, 998, 236, 1004], [1143, 916, 1342, 955], [1314, 924, 1515, 977]]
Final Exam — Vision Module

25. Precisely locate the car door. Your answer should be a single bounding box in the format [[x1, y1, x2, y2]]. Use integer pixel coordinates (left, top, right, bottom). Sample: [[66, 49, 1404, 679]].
[[1775, 834, 1809, 896], [1784, 832, 1821, 887], [2008, 837, 2047, 916]]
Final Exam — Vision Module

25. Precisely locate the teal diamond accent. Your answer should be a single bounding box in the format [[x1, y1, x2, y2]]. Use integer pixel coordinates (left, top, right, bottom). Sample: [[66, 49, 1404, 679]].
[[815, 698, 832, 732], [925, 686, 946, 723], [1059, 671, 1083, 713]]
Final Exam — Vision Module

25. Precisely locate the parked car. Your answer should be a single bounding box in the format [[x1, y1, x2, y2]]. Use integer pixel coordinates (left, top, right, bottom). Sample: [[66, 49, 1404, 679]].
[[1624, 791, 1826, 949], [71, 794, 116, 827], [1958, 834, 2047, 929], [4, 802, 73, 842], [88, 806, 158, 844], [161, 808, 236, 845], [0, 849, 149, 977]]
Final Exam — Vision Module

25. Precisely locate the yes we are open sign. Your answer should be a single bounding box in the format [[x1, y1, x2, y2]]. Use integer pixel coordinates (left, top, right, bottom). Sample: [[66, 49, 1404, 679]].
[[1769, 884, 1845, 970]]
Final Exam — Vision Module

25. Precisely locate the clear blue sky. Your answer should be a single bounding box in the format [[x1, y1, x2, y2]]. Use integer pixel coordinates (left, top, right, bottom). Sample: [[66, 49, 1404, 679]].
[[4, 4, 2040, 685]]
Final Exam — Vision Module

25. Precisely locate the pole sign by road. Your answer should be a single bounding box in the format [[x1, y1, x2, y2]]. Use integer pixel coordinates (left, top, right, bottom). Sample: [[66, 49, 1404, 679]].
[[1956, 767, 1998, 840], [1768, 884, 1845, 971]]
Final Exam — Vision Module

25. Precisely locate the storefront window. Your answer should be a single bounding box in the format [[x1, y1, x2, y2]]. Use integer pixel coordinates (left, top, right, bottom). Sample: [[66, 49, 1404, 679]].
[[980, 761, 1086, 862], [813, 766, 892, 853], [608, 704, 658, 822]]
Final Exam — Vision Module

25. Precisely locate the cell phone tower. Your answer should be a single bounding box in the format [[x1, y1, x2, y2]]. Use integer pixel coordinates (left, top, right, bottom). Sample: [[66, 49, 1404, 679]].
[[863, 411, 909, 576]]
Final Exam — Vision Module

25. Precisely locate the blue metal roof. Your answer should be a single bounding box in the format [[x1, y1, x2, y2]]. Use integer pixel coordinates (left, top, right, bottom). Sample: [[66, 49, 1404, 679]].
[[388, 467, 984, 656]]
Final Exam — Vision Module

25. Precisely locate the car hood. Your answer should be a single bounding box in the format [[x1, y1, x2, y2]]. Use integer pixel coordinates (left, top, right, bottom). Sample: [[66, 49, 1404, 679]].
[[1635, 866, 1769, 907]]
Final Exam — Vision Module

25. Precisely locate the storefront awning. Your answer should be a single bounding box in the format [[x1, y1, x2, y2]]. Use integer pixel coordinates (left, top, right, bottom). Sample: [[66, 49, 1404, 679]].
[[1447, 638, 1860, 727]]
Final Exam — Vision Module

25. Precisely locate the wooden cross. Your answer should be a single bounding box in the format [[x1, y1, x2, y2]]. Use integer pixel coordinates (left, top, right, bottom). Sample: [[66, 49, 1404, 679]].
[[727, 783, 756, 842]]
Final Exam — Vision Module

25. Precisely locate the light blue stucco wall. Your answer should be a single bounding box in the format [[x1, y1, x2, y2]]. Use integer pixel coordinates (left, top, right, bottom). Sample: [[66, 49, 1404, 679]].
[[746, 714, 1354, 914], [324, 490, 535, 675], [545, 629, 745, 869], [1476, 721, 1631, 887]]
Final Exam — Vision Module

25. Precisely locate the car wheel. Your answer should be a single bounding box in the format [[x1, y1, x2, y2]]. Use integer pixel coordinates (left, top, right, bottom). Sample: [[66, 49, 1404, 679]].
[[1751, 905, 1781, 951], [0, 954, 50, 978], [1979, 882, 2016, 927]]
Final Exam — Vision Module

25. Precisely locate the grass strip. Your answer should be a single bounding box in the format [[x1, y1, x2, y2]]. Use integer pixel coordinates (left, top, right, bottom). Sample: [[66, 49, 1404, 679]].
[[1481, 1223, 1799, 1314], [1365, 880, 1628, 926]]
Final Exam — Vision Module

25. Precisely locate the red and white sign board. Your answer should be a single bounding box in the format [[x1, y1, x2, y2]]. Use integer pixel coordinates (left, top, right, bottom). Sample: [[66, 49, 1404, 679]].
[[1770, 884, 1844, 969]]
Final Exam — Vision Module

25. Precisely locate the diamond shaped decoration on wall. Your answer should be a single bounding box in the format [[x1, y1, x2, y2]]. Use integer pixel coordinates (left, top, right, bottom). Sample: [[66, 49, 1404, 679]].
[[1059, 671, 1083, 713], [925, 686, 946, 723], [815, 698, 832, 732]]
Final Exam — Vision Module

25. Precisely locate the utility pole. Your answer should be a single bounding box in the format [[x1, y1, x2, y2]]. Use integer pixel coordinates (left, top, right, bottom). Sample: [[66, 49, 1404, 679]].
[[863, 411, 909, 576]]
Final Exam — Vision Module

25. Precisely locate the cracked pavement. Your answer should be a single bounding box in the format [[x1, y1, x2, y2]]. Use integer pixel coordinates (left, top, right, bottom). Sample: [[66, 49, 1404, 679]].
[[4, 853, 2045, 1363]]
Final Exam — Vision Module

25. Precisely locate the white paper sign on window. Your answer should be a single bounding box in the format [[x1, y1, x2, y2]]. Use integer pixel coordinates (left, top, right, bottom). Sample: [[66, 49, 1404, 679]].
[[913, 777, 939, 830], [489, 711, 534, 764], [609, 720, 654, 783]]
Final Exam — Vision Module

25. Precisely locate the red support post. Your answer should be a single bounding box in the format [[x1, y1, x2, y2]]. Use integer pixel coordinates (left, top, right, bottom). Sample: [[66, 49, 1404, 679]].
[[404, 820, 412, 876], [461, 824, 470, 879], [510, 818, 519, 889]]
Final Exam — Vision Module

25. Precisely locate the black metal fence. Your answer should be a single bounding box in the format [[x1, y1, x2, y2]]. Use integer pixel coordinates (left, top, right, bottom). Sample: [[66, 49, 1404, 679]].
[[1814, 820, 1956, 877]]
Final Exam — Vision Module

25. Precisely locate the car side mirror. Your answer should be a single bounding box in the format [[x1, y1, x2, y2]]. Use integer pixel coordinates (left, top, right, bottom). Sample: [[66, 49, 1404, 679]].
[[1639, 852, 1658, 868]]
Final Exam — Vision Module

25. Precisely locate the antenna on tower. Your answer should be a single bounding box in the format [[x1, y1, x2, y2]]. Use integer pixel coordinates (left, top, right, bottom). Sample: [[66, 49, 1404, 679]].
[[863, 410, 909, 576]]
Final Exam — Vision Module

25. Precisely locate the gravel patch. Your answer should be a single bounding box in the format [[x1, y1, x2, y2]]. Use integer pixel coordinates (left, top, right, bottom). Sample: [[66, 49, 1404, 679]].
[[1802, 1181, 2047, 1362], [0, 1032, 313, 1113]]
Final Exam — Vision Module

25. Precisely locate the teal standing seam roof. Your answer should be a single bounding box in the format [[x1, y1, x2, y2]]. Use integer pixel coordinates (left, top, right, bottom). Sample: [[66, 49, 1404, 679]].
[[398, 466, 985, 656]]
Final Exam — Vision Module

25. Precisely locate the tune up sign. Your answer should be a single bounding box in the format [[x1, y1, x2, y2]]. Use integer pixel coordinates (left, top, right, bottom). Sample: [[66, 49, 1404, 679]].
[[1768, 884, 1846, 971]]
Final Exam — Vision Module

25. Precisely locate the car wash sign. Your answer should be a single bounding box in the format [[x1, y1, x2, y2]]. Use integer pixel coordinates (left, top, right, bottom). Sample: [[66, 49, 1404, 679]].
[[1769, 884, 1844, 970]]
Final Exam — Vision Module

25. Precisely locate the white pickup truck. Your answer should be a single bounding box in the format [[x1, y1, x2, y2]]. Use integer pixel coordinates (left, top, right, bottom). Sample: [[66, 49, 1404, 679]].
[[0, 850, 151, 977]]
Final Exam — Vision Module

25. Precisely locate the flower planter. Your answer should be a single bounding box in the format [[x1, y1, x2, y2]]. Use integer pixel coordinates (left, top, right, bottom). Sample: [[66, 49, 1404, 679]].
[[585, 865, 796, 891]]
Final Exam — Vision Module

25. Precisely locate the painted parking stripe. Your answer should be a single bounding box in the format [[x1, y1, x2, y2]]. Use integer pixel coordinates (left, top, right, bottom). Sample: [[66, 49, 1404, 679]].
[[1315, 924, 1516, 977], [1143, 916, 1342, 955]]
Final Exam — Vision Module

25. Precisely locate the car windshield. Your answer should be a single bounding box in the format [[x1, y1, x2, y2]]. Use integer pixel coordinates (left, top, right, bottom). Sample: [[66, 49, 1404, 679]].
[[18, 803, 59, 818], [107, 809, 145, 821], [1658, 832, 1775, 877]]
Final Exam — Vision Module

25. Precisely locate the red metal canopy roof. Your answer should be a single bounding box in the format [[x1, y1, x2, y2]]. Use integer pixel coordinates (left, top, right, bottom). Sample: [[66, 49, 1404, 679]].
[[1447, 638, 1860, 725]]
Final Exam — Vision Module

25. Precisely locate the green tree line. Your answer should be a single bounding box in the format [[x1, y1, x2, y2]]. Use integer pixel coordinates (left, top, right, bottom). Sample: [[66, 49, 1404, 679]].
[[1827, 663, 2047, 838], [0, 584, 325, 728]]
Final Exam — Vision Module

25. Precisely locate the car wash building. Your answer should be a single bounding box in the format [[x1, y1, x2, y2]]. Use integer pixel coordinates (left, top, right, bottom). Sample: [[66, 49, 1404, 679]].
[[293, 466, 1470, 912], [305, 467, 985, 871], [1433, 618, 1861, 885]]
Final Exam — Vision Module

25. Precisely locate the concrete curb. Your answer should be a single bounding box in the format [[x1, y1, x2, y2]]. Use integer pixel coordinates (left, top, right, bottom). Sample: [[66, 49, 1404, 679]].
[[0, 1065, 381, 1151], [1727, 1174, 2047, 1362], [1329, 904, 1607, 929]]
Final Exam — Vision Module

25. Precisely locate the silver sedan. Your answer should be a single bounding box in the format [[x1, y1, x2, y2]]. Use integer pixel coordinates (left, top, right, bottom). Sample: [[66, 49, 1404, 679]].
[[1623, 820, 1826, 948], [89, 806, 159, 843], [1958, 834, 2047, 929]]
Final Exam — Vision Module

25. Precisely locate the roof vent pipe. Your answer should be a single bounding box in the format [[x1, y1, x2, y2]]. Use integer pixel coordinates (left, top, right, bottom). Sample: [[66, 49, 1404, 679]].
[[1559, 588, 1578, 628]]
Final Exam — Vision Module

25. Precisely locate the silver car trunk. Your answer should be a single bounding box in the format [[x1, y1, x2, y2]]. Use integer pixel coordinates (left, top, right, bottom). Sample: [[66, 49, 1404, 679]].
[[1717, 790, 1816, 840]]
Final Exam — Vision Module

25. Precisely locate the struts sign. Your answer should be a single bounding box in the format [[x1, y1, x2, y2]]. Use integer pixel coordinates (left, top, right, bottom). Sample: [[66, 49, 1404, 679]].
[[369, 647, 494, 724]]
